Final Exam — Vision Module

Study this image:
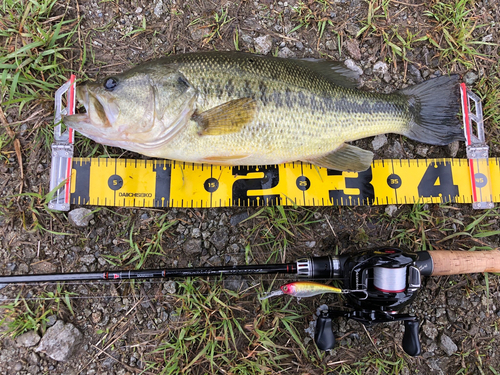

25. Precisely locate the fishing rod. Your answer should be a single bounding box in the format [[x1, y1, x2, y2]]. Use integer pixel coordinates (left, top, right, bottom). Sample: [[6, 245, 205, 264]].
[[1, 247, 499, 356]]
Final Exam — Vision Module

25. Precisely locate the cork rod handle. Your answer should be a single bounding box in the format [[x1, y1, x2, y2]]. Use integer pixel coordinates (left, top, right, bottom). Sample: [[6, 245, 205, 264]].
[[429, 250, 500, 276]]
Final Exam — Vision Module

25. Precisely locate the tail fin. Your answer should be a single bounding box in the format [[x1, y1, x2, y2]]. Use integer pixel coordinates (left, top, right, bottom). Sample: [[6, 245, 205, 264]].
[[400, 75, 464, 145]]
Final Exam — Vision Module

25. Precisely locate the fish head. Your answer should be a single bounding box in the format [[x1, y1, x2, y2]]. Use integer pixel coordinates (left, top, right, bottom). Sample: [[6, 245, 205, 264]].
[[64, 63, 197, 154], [280, 283, 297, 296]]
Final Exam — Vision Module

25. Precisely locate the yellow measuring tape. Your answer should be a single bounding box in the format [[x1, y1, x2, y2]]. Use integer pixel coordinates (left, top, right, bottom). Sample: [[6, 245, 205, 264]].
[[69, 157, 499, 208]]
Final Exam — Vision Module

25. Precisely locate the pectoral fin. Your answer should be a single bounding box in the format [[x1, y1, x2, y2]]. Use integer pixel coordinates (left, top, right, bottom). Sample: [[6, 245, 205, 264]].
[[304, 144, 373, 172], [193, 98, 257, 136]]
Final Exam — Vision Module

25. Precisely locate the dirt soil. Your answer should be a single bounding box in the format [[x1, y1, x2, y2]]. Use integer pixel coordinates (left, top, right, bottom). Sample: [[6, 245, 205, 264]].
[[1, 0, 500, 374]]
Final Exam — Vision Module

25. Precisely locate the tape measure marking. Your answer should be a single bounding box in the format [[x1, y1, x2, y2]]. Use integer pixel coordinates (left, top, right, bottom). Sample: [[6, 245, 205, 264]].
[[70, 158, 499, 208]]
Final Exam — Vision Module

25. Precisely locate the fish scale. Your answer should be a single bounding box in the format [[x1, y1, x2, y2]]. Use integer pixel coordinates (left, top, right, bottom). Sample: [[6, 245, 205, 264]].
[[64, 51, 464, 171]]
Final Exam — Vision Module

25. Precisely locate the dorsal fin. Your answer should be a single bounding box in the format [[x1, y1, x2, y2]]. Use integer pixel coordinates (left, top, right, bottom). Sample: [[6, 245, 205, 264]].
[[293, 58, 361, 89]]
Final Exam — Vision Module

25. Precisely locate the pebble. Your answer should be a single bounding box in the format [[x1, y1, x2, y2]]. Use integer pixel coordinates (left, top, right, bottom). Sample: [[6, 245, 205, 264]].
[[343, 59, 363, 76], [68, 208, 94, 227], [163, 280, 176, 294], [210, 228, 229, 251], [448, 141, 459, 158], [183, 239, 202, 255], [16, 331, 41, 347], [408, 64, 423, 83], [36, 321, 83, 362], [325, 39, 337, 51], [372, 61, 389, 75], [464, 71, 479, 85], [422, 320, 438, 340], [230, 211, 249, 226], [277, 46, 295, 58], [254, 35, 273, 55], [384, 205, 397, 217], [344, 39, 361, 60], [371, 134, 387, 151], [415, 145, 429, 157], [80, 254, 96, 265], [153, 0, 164, 17], [439, 333, 458, 356]]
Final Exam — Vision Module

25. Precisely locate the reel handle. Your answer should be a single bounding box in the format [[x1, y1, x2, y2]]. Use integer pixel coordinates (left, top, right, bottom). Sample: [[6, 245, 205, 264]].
[[314, 310, 336, 351], [402, 318, 421, 356]]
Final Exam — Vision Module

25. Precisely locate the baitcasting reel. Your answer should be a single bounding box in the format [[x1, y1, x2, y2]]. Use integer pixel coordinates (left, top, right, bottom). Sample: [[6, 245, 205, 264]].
[[296, 247, 425, 356]]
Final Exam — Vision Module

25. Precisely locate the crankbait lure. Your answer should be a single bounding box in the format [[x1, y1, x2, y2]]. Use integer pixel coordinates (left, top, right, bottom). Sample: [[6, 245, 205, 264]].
[[259, 281, 367, 301]]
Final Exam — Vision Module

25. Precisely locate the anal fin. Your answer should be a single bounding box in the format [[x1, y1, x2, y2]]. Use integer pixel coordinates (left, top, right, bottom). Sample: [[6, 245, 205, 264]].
[[303, 144, 373, 172]]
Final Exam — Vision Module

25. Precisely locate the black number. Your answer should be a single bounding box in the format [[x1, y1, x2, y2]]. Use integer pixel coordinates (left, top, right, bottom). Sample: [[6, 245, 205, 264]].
[[232, 165, 280, 206], [417, 162, 458, 202], [328, 168, 375, 205]]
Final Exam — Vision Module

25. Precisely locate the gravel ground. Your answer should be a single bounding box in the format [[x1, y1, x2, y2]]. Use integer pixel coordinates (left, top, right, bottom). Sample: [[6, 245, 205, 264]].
[[1, 0, 500, 374]]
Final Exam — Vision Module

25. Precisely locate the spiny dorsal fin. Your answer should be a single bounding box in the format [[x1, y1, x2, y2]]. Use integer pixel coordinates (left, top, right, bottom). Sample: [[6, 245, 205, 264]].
[[193, 98, 257, 136], [304, 143, 373, 172], [293, 59, 361, 89]]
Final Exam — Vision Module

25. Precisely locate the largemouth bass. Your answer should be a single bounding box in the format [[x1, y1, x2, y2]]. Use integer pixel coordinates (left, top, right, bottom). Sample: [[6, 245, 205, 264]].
[[64, 52, 464, 171]]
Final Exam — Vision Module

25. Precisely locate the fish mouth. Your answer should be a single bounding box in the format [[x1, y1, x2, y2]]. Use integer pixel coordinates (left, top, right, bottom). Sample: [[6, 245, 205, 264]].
[[64, 85, 117, 138]]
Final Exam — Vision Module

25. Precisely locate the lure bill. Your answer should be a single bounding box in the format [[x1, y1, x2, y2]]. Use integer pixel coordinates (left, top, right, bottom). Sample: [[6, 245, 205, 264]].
[[259, 281, 368, 301]]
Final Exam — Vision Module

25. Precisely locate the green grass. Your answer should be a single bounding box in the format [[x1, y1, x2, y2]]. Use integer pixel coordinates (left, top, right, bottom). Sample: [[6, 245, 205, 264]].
[[0, 0, 79, 114], [146, 278, 314, 374], [243, 206, 321, 263], [0, 284, 75, 338], [103, 212, 177, 268]]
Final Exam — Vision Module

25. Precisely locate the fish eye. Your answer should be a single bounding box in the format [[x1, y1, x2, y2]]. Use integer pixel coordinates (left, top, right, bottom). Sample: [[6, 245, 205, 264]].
[[104, 77, 118, 91], [282, 286, 288, 291]]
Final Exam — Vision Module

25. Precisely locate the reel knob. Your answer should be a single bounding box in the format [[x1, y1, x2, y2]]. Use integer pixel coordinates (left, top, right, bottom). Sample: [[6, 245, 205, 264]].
[[314, 310, 336, 351], [402, 318, 421, 356]]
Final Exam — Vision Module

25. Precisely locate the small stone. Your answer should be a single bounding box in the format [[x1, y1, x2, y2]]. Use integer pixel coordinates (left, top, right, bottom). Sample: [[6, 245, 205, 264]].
[[68, 208, 94, 227], [422, 320, 438, 340], [408, 65, 423, 83], [373, 61, 389, 75], [254, 35, 273, 55], [36, 321, 83, 362], [31, 261, 58, 274], [464, 71, 479, 85], [439, 334, 458, 356], [190, 26, 211, 42], [305, 241, 316, 248], [46, 315, 57, 327], [16, 331, 41, 347], [153, 0, 164, 17], [36, 164, 44, 173], [80, 254, 96, 265], [277, 46, 295, 58], [223, 276, 248, 292], [372, 134, 387, 151], [230, 212, 249, 226], [448, 141, 459, 158], [385, 205, 397, 217], [183, 239, 202, 255], [91, 311, 102, 324], [389, 141, 405, 159], [210, 228, 229, 251], [343, 59, 363, 76], [415, 145, 429, 157], [14, 362, 22, 371], [325, 39, 336, 51], [135, 7, 142, 13], [163, 280, 176, 294], [482, 34, 493, 42], [192, 227, 201, 238], [344, 39, 361, 60]]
